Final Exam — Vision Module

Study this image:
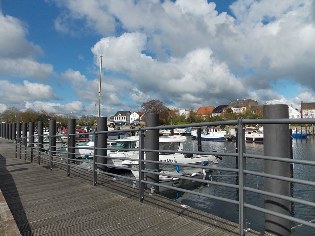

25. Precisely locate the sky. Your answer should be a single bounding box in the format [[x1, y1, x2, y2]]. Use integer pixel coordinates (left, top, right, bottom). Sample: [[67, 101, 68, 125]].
[[0, 0, 315, 117]]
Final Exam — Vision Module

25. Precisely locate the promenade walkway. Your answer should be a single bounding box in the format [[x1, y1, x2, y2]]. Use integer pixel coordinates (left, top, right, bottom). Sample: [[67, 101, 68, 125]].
[[0, 139, 258, 235]]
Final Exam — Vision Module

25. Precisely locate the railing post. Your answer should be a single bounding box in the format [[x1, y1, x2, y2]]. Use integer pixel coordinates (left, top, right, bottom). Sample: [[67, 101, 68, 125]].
[[49, 119, 56, 170], [22, 123, 27, 161], [264, 104, 292, 236], [237, 119, 246, 235], [139, 128, 145, 202], [145, 113, 159, 194], [29, 122, 34, 162], [37, 121, 43, 165], [96, 117, 107, 172], [67, 119, 76, 176]]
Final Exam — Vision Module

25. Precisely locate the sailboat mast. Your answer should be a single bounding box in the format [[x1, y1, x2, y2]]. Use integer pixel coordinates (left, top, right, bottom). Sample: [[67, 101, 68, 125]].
[[98, 55, 103, 117]]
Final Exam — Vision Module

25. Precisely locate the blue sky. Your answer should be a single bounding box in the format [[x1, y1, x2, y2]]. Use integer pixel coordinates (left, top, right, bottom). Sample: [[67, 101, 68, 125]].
[[0, 0, 314, 117]]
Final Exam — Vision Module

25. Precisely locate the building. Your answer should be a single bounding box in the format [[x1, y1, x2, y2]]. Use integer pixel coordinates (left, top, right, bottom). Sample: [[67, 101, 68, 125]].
[[113, 111, 131, 125], [288, 105, 301, 119], [228, 99, 259, 114], [212, 105, 228, 116], [301, 102, 315, 118], [130, 112, 144, 125], [196, 106, 215, 119]]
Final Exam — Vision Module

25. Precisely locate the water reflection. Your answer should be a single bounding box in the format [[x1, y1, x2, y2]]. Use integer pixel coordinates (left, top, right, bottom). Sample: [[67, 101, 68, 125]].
[[160, 137, 315, 235]]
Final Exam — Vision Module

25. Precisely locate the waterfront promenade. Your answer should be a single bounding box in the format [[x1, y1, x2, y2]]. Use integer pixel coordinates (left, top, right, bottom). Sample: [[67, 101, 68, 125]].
[[0, 138, 260, 236]]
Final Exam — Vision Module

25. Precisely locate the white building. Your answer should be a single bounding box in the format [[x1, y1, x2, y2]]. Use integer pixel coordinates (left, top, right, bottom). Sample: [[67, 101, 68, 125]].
[[130, 112, 143, 124], [288, 106, 301, 119], [113, 111, 131, 125]]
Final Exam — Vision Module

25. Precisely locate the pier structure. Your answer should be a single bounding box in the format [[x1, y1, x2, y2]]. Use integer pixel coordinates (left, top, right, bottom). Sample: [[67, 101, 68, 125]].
[[0, 105, 315, 235]]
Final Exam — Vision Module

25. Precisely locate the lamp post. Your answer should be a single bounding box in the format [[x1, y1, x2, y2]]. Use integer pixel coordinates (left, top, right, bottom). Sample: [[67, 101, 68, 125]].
[[98, 55, 103, 117]]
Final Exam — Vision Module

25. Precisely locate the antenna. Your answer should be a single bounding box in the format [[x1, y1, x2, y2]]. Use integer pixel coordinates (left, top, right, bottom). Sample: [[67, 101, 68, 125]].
[[98, 55, 103, 117]]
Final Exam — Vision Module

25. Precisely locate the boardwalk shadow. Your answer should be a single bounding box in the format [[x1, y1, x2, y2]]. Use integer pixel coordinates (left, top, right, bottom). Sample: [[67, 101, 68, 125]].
[[0, 154, 32, 234]]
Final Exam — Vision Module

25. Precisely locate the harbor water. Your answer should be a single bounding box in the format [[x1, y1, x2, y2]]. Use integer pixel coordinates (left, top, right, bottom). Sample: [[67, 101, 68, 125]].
[[161, 137, 315, 235]]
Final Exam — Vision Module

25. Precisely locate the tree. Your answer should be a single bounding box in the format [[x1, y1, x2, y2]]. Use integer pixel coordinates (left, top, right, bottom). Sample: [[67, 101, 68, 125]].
[[141, 99, 169, 124]]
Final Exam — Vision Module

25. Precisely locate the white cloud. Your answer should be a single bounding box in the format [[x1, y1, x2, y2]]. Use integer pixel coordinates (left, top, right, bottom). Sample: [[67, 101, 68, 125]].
[[91, 32, 247, 108], [0, 80, 57, 104]]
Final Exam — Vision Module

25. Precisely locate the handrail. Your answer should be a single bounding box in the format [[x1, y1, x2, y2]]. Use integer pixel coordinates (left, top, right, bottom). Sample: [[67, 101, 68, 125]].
[[6, 117, 315, 235]]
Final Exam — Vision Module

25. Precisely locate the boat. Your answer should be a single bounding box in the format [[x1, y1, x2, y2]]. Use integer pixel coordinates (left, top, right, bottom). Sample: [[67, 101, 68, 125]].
[[292, 132, 307, 139], [245, 128, 264, 143], [115, 135, 221, 179], [191, 128, 226, 141], [75, 140, 118, 159]]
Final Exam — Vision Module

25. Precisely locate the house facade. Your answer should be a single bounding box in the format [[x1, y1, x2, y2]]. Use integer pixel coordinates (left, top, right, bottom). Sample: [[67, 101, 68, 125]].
[[301, 102, 315, 118], [113, 111, 131, 125], [289, 105, 301, 119], [212, 105, 228, 116], [228, 99, 259, 114], [130, 112, 143, 125]]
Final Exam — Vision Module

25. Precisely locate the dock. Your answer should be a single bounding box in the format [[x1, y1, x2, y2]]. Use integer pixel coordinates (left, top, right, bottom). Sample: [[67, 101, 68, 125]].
[[0, 138, 260, 235]]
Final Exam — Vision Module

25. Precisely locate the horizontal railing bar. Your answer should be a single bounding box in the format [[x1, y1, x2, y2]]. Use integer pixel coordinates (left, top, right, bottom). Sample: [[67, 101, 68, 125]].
[[244, 203, 315, 229], [142, 169, 239, 189], [141, 179, 239, 205], [143, 159, 239, 173], [244, 153, 315, 166], [244, 187, 315, 208], [245, 170, 315, 187]]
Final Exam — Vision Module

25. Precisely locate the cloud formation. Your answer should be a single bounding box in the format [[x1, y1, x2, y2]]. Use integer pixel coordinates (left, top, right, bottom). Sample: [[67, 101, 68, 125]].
[[1, 0, 315, 115]]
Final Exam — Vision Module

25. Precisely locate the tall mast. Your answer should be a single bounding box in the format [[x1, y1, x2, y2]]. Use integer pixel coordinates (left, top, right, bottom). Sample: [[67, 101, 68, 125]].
[[98, 55, 103, 117]]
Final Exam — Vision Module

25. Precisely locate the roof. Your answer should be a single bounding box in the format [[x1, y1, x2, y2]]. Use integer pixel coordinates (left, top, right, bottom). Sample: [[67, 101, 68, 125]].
[[301, 102, 315, 110], [114, 111, 131, 116], [212, 105, 228, 114], [196, 106, 215, 115]]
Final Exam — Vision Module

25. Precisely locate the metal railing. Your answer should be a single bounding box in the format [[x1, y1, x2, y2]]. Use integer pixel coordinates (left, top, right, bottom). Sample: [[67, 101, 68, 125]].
[[2, 115, 315, 235]]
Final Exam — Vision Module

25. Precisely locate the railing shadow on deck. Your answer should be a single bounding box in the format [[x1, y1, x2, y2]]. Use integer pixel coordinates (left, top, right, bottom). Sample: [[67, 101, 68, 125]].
[[0, 152, 31, 234]]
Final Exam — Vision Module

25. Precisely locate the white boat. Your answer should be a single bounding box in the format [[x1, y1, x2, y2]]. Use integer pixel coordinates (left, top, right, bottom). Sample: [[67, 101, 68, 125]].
[[245, 128, 264, 143], [112, 135, 220, 179], [191, 128, 227, 141], [75, 140, 118, 159]]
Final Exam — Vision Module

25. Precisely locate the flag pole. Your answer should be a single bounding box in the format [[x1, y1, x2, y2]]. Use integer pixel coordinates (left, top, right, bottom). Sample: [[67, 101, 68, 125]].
[[98, 55, 103, 117]]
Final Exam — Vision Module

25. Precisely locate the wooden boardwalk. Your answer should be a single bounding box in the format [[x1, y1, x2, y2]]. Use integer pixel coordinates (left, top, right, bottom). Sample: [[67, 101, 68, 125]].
[[0, 139, 259, 236]]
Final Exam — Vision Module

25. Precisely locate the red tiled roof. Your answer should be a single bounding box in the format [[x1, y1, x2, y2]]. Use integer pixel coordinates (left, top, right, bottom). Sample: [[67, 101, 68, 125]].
[[196, 106, 215, 115]]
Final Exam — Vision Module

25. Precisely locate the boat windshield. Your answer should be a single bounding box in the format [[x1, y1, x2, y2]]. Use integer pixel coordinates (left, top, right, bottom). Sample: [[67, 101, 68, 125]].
[[114, 141, 137, 151]]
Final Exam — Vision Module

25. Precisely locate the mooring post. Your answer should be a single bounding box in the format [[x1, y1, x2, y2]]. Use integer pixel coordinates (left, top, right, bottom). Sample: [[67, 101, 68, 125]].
[[49, 119, 56, 170], [67, 119, 76, 176], [16, 123, 21, 158], [96, 117, 108, 172], [3, 123, 5, 138], [7, 124, 10, 140], [28, 122, 34, 162], [145, 113, 159, 194], [139, 128, 145, 202], [197, 127, 202, 151], [22, 123, 27, 161], [93, 129, 98, 185], [264, 104, 292, 236], [37, 121, 43, 165], [12, 123, 16, 142], [9, 123, 12, 140]]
